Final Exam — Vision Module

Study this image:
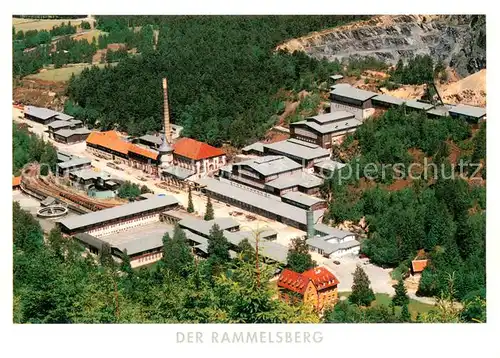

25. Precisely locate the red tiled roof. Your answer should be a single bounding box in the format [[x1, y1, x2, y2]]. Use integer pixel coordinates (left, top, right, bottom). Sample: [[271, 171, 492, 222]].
[[86, 131, 130, 155], [277, 269, 310, 295], [129, 144, 159, 161], [411, 259, 428, 273], [173, 138, 225, 161], [302, 267, 340, 291], [12, 176, 21, 187]]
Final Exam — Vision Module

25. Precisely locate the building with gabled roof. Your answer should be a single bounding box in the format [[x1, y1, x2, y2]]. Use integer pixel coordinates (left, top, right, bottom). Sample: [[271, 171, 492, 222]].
[[329, 85, 377, 120], [290, 111, 362, 149], [277, 267, 340, 311]]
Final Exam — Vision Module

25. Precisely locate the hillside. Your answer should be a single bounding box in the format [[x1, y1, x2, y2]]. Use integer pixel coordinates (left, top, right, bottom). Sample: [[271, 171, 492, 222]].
[[276, 15, 486, 78]]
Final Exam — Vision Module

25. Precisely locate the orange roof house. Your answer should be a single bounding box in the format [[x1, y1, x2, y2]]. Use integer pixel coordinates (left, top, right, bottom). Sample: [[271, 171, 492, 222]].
[[128, 144, 159, 161], [277, 267, 340, 311], [86, 131, 130, 156], [411, 259, 428, 274], [12, 176, 21, 188], [173, 138, 225, 161]]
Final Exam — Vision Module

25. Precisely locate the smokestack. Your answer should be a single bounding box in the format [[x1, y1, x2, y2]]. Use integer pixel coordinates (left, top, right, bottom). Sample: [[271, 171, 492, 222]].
[[162, 78, 172, 144], [306, 210, 315, 239]]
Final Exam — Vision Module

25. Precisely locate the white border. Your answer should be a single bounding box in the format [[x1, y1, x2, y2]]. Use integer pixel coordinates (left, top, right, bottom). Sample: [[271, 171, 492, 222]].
[[2, 1, 498, 357]]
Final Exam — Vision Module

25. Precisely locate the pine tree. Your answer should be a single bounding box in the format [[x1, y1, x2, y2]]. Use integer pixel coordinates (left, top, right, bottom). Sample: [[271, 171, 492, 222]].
[[349, 265, 375, 306], [286, 237, 316, 273], [99, 243, 114, 268], [204, 196, 214, 220], [207, 224, 230, 262], [162, 225, 194, 277], [401, 304, 412, 322], [237, 238, 255, 262], [187, 186, 194, 213], [392, 278, 410, 306]]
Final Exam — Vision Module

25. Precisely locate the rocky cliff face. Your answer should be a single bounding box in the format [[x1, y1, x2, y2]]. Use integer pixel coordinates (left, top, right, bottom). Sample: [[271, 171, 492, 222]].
[[276, 15, 486, 77]]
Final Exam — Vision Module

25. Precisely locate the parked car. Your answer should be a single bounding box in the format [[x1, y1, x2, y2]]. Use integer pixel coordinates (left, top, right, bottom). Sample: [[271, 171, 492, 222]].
[[333, 260, 341, 265]]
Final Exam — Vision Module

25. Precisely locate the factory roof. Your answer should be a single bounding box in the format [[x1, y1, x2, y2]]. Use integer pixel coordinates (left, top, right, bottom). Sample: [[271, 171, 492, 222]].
[[55, 113, 74, 121], [178, 216, 240, 236], [174, 137, 225, 160], [281, 191, 325, 207], [330, 74, 344, 80], [330, 85, 377, 102], [58, 195, 179, 231], [314, 159, 346, 173], [74, 233, 106, 251], [263, 138, 330, 161], [426, 105, 454, 117], [405, 100, 434, 111], [372, 94, 405, 106], [449, 104, 486, 119], [70, 168, 111, 181], [196, 177, 324, 226], [265, 171, 323, 190], [139, 134, 163, 146], [314, 223, 355, 239], [86, 131, 130, 155], [54, 128, 91, 138], [128, 144, 159, 160], [68, 119, 82, 126], [306, 111, 355, 124], [235, 155, 302, 176], [57, 157, 92, 169], [162, 165, 196, 180], [306, 237, 361, 254], [24, 106, 59, 120], [48, 120, 72, 130], [241, 142, 265, 154], [293, 117, 362, 135], [57, 151, 73, 162]]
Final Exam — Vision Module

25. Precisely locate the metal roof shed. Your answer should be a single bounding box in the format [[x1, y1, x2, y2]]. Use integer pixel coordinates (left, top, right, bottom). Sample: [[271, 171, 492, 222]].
[[449, 104, 486, 119]]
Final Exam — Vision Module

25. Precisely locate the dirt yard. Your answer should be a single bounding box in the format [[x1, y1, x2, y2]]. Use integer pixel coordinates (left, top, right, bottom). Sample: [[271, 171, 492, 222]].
[[13, 18, 86, 32]]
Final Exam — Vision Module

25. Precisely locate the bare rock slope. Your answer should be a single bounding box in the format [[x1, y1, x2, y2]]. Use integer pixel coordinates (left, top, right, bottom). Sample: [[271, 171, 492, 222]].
[[276, 15, 485, 77]]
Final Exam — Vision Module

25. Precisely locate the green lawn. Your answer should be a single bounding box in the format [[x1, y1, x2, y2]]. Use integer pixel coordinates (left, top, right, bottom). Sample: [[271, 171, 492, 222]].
[[339, 292, 435, 319], [26, 63, 118, 82]]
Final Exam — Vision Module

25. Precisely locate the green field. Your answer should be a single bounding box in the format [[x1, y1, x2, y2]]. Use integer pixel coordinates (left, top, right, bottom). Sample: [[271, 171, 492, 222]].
[[26, 63, 118, 82], [339, 292, 435, 318]]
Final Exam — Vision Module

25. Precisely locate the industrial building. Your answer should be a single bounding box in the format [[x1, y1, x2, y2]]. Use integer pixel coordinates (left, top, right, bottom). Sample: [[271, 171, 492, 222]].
[[23, 106, 74, 125], [262, 139, 330, 169], [57, 195, 179, 236], [57, 157, 92, 176], [289, 111, 362, 148], [329, 84, 377, 120], [195, 176, 325, 230], [306, 222, 361, 258], [85, 79, 226, 182], [449, 104, 487, 123], [53, 128, 91, 144]]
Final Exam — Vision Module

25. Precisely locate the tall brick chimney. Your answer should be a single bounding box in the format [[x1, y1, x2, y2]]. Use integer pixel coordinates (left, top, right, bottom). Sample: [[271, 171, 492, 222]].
[[162, 78, 172, 144]]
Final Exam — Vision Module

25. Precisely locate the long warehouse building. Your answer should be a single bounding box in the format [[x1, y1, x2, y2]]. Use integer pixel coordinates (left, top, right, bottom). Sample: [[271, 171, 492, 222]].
[[57, 195, 179, 237], [195, 177, 324, 230]]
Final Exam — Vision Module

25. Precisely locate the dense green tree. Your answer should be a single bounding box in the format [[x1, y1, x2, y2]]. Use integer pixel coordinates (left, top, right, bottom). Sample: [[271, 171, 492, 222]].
[[400, 304, 412, 322], [99, 243, 114, 268], [207, 224, 230, 264], [161, 225, 194, 277], [187, 186, 194, 213], [237, 238, 255, 262], [349, 265, 375, 306], [120, 249, 132, 274], [392, 278, 410, 307], [12, 201, 44, 252], [286, 237, 316, 273], [117, 181, 141, 199], [204, 196, 214, 221]]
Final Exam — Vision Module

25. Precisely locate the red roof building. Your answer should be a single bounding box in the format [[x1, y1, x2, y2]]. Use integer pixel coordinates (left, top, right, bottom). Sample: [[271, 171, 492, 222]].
[[173, 137, 225, 161], [277, 267, 340, 311], [12, 176, 21, 188]]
